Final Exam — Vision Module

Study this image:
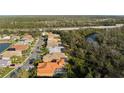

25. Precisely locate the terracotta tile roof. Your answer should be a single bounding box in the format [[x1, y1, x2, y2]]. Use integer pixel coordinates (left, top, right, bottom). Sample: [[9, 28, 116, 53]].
[[37, 59, 65, 77], [58, 59, 65, 66], [37, 63, 57, 76], [23, 34, 33, 40], [12, 44, 29, 51], [43, 52, 66, 62]]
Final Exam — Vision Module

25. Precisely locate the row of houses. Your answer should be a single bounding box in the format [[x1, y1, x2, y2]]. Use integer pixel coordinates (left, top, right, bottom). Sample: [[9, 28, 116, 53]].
[[0, 34, 34, 67], [37, 32, 67, 77], [0, 35, 20, 41]]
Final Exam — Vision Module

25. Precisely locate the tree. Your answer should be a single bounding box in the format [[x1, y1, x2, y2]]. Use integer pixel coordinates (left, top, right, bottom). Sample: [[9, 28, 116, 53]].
[[17, 69, 29, 78]]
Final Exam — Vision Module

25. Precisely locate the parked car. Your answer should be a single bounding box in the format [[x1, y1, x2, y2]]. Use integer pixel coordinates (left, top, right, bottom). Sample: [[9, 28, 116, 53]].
[[29, 58, 35, 64], [10, 64, 15, 66]]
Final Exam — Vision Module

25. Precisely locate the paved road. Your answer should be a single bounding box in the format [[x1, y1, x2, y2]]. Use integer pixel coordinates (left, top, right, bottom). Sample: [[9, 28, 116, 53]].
[[0, 24, 124, 32], [5, 35, 44, 78], [44, 24, 124, 31]]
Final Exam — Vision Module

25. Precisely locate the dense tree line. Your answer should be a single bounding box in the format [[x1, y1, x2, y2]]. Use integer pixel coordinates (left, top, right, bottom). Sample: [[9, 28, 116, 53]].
[[0, 16, 124, 28], [54, 27, 124, 78]]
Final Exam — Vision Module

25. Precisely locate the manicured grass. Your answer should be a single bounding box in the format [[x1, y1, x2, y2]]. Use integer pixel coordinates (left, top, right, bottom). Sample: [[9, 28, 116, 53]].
[[0, 67, 14, 78], [11, 56, 26, 64]]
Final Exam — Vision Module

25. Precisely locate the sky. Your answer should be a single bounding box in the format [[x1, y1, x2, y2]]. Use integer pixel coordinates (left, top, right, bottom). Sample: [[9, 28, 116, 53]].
[[0, 0, 124, 15]]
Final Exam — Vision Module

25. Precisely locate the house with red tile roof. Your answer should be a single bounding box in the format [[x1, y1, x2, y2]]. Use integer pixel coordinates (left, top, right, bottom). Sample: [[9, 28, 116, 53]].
[[12, 44, 29, 51], [37, 59, 65, 77]]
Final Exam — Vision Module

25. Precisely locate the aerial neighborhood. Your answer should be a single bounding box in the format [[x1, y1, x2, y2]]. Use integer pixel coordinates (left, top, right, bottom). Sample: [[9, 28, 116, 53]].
[[0, 16, 124, 78], [0, 30, 67, 78], [0, 33, 34, 77], [37, 32, 67, 77]]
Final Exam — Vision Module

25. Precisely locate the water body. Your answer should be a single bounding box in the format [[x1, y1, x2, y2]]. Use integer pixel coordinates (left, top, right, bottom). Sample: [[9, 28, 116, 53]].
[[0, 43, 11, 53], [85, 33, 100, 48], [86, 33, 97, 42]]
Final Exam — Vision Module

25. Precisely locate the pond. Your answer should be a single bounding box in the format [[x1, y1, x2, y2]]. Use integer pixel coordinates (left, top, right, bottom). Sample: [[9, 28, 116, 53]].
[[86, 33, 97, 42], [0, 43, 11, 53], [85, 33, 100, 48]]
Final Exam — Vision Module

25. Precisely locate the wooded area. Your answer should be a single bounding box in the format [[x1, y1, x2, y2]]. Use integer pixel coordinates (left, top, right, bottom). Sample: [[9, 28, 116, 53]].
[[53, 27, 124, 78], [0, 16, 124, 28]]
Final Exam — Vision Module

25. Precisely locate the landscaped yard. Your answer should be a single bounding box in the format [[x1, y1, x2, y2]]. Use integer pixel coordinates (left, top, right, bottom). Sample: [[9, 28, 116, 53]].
[[11, 56, 26, 64], [0, 67, 14, 78]]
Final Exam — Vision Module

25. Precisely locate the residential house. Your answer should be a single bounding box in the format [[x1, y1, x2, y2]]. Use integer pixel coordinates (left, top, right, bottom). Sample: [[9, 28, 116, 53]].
[[43, 52, 67, 62], [11, 44, 29, 51], [46, 33, 61, 48], [48, 46, 64, 53], [22, 34, 33, 44], [2, 51, 22, 59], [37, 59, 65, 77], [0, 36, 11, 41], [0, 58, 11, 67]]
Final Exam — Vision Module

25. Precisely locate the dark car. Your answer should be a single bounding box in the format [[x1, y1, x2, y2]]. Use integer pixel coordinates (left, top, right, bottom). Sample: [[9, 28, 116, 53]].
[[29, 58, 35, 64], [10, 64, 15, 66]]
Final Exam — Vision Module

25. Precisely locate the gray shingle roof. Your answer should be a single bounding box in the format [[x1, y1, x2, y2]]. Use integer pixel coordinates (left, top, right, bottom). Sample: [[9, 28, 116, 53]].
[[0, 59, 11, 67]]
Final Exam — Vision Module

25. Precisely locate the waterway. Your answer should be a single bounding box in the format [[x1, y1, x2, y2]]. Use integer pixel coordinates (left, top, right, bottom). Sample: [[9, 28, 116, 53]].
[[0, 43, 11, 53]]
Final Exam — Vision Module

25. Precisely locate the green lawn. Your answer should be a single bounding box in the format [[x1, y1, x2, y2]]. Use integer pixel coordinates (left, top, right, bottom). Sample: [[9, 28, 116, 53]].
[[11, 56, 25, 64], [0, 67, 14, 78]]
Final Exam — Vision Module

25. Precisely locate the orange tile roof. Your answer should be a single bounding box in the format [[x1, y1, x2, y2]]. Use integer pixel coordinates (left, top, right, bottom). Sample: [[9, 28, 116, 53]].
[[58, 59, 65, 66], [37, 59, 65, 77], [12, 44, 29, 51], [23, 34, 33, 40]]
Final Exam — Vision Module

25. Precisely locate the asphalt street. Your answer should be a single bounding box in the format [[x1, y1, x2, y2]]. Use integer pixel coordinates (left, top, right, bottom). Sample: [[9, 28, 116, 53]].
[[6, 35, 44, 78]]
